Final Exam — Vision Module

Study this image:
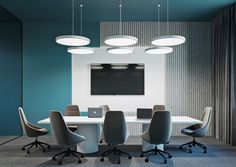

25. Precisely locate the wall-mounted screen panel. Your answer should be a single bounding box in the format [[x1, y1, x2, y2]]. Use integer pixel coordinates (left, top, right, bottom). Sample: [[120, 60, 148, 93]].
[[91, 63, 144, 95]]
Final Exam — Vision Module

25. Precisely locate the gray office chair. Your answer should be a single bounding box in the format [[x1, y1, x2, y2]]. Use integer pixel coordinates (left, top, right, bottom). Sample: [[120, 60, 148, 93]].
[[18, 107, 50, 154], [99, 105, 110, 143], [141, 110, 172, 163], [179, 107, 212, 153], [100, 111, 132, 164], [64, 105, 80, 132], [50, 111, 85, 165], [153, 105, 165, 112]]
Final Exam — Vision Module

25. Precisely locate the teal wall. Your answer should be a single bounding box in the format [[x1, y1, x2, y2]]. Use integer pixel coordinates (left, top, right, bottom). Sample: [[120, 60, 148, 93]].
[[0, 21, 22, 135], [23, 21, 99, 127]]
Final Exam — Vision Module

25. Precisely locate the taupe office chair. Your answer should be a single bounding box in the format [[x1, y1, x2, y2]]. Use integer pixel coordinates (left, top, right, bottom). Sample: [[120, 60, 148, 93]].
[[50, 111, 85, 165], [18, 107, 50, 154], [100, 111, 132, 164], [153, 105, 165, 112], [64, 105, 80, 132], [141, 111, 172, 163], [99, 105, 110, 143], [179, 107, 212, 153]]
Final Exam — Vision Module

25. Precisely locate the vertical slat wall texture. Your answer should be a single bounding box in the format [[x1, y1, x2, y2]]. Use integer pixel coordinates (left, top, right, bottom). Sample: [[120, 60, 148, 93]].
[[101, 22, 213, 136]]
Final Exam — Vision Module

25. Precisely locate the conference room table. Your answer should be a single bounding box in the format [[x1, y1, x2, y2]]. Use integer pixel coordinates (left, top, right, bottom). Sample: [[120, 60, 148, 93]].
[[38, 116, 202, 154]]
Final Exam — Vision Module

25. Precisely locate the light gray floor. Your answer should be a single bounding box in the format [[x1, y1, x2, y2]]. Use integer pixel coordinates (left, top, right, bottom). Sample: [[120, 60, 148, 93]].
[[0, 136, 236, 167]]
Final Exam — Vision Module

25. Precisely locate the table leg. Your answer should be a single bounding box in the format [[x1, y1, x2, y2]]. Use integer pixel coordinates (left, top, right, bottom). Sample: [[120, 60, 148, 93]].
[[76, 124, 99, 153], [142, 124, 163, 151]]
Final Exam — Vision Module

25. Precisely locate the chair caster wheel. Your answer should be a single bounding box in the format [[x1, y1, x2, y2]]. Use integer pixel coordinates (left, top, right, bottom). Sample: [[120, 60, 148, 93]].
[[164, 159, 167, 164], [78, 159, 82, 163], [204, 150, 207, 153], [81, 154, 85, 158], [21, 148, 25, 151], [189, 150, 192, 153], [128, 156, 132, 159], [100, 157, 104, 162], [27, 150, 30, 154], [168, 155, 172, 158], [117, 160, 120, 164], [52, 157, 56, 161], [145, 158, 149, 162], [140, 154, 144, 157]]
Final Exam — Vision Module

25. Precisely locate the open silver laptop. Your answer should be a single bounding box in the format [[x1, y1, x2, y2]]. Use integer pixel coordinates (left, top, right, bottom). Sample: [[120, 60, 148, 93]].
[[88, 108, 103, 118]]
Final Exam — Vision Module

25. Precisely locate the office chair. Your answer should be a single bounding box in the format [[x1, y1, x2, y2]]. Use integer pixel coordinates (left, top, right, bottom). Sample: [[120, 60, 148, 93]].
[[179, 107, 212, 153], [99, 105, 110, 143], [64, 105, 80, 132], [153, 105, 165, 112], [141, 111, 172, 163], [18, 107, 50, 154], [100, 111, 132, 164], [50, 111, 85, 165]]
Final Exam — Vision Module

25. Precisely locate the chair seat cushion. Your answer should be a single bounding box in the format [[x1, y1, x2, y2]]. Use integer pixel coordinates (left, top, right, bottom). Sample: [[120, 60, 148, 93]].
[[181, 128, 194, 135]]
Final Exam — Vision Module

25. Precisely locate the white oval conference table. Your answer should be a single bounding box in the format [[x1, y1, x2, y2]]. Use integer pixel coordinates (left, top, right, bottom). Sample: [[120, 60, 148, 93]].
[[38, 116, 202, 154]]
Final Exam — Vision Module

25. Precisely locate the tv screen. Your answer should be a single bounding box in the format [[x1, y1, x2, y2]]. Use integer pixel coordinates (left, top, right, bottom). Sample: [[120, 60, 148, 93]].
[[91, 63, 144, 95]]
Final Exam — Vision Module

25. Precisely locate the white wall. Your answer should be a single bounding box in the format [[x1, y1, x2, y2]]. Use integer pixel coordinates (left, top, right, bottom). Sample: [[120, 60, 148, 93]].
[[72, 48, 165, 112]]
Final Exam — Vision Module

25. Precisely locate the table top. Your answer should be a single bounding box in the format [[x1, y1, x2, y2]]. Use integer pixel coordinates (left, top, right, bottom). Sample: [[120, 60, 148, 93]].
[[38, 116, 202, 125]]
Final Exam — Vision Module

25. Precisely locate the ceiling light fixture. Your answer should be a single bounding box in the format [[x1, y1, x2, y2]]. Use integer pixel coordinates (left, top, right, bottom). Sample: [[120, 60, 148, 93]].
[[55, 0, 90, 46], [151, 0, 185, 46], [107, 47, 133, 54], [146, 4, 173, 54], [67, 4, 94, 54], [105, 0, 138, 47]]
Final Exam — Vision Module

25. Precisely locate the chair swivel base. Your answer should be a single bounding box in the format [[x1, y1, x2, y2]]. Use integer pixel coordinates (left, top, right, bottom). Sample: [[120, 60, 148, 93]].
[[21, 138, 50, 154], [140, 146, 172, 164], [52, 147, 84, 165], [179, 138, 207, 153], [100, 146, 132, 164]]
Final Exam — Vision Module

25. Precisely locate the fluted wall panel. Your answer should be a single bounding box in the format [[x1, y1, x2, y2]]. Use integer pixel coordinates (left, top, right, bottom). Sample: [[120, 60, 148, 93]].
[[100, 22, 213, 136]]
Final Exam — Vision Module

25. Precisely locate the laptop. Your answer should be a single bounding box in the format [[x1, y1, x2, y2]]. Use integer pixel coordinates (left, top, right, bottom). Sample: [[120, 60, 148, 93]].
[[137, 108, 153, 119], [88, 108, 103, 118]]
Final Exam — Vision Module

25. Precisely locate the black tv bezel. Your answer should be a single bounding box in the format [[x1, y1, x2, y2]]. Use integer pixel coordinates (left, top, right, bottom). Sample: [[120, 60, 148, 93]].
[[90, 63, 145, 96]]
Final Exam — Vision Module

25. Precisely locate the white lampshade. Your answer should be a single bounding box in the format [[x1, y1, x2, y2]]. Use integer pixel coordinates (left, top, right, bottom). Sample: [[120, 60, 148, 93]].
[[104, 35, 138, 46], [152, 35, 185, 46], [67, 47, 94, 54], [107, 47, 133, 54], [145, 46, 173, 54], [56, 35, 90, 46]]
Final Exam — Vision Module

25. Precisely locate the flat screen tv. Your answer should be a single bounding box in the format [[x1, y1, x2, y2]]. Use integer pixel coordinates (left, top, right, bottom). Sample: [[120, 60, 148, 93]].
[[91, 63, 144, 95]]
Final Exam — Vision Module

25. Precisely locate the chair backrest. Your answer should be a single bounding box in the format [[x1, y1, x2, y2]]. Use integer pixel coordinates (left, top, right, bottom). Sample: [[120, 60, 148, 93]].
[[50, 111, 70, 145], [149, 111, 172, 144], [64, 105, 80, 116], [103, 111, 127, 145], [200, 107, 212, 135], [99, 105, 110, 116], [153, 105, 165, 112], [18, 107, 28, 135]]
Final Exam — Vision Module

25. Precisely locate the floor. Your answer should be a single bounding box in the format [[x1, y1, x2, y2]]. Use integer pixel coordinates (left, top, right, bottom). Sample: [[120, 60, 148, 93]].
[[0, 136, 236, 167]]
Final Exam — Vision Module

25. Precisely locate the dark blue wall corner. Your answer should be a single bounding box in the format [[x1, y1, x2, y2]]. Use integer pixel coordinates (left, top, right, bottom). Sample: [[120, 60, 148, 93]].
[[0, 21, 22, 135]]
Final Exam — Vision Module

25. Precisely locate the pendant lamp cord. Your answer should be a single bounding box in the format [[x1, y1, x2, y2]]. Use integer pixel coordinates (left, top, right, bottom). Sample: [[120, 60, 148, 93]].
[[119, 0, 122, 36], [167, 0, 169, 35], [157, 4, 160, 36], [72, 0, 75, 35], [80, 4, 83, 36]]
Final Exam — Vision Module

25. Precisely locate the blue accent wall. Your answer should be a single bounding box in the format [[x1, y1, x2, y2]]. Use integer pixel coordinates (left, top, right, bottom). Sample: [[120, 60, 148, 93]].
[[0, 21, 22, 135], [23, 21, 99, 126]]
